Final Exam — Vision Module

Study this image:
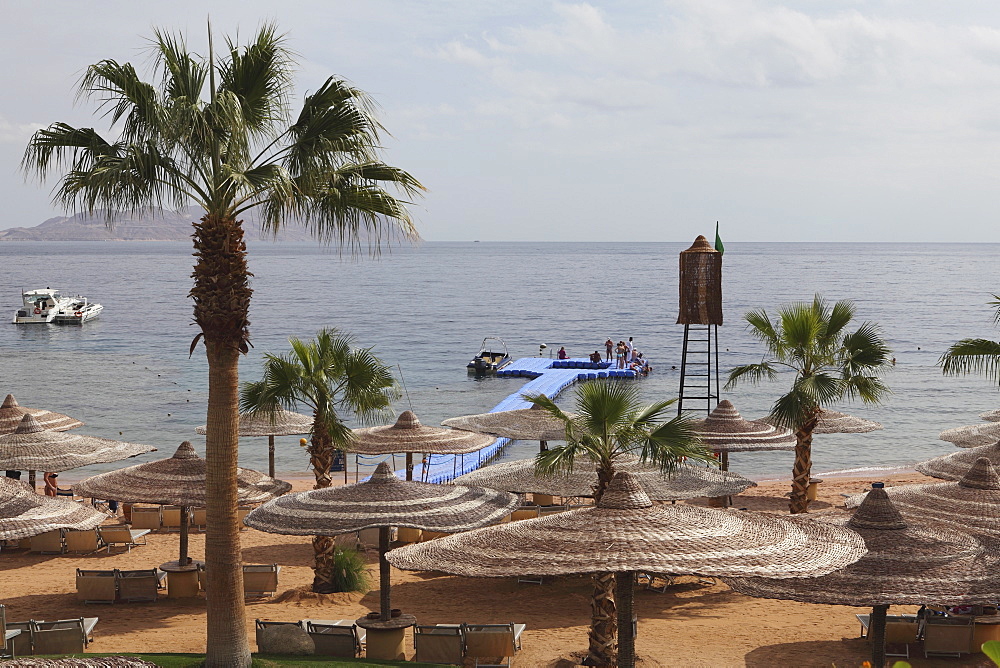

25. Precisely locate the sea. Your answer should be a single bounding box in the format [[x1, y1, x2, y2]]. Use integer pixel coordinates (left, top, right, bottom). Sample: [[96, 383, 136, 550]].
[[1, 240, 998, 483]]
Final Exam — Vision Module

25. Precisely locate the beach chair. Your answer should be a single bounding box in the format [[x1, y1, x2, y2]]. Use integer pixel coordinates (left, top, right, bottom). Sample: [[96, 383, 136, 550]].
[[29, 618, 86, 655], [29, 529, 64, 554], [64, 528, 102, 554], [36, 617, 98, 647], [237, 506, 252, 530], [923, 616, 974, 657], [306, 621, 362, 657], [76, 569, 117, 604], [242, 564, 280, 599], [98, 525, 150, 554], [254, 620, 301, 648], [358, 527, 382, 547], [509, 507, 539, 522], [395, 527, 422, 544], [4, 620, 32, 658], [881, 615, 918, 658], [129, 506, 161, 530], [160, 505, 184, 530], [462, 623, 524, 668], [420, 530, 450, 541], [116, 568, 159, 602], [190, 507, 207, 530], [414, 624, 464, 665], [1, 605, 19, 659]]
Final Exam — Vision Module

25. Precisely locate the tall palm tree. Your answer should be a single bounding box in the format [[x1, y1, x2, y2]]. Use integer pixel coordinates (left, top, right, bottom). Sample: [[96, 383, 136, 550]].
[[940, 294, 1000, 382], [22, 26, 422, 667], [726, 295, 891, 514], [241, 328, 397, 592], [528, 382, 712, 667]]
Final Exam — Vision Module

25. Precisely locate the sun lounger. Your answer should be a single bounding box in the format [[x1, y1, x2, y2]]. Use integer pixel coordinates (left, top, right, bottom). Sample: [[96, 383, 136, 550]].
[[306, 621, 362, 657], [924, 616, 975, 657], [129, 506, 161, 530], [29, 529, 64, 554], [509, 507, 540, 522], [76, 569, 117, 604], [160, 506, 184, 530], [4, 621, 31, 658], [98, 525, 150, 554], [116, 568, 159, 602], [243, 564, 280, 599], [395, 527, 422, 544], [237, 506, 252, 530], [1, 605, 19, 659], [414, 624, 464, 665], [190, 507, 207, 530], [64, 528, 102, 554], [462, 622, 524, 668], [36, 617, 98, 646], [29, 618, 89, 655]]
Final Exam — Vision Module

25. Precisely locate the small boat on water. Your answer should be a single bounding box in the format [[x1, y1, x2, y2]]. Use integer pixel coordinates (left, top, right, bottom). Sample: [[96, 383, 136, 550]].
[[467, 336, 512, 373], [12, 288, 103, 325]]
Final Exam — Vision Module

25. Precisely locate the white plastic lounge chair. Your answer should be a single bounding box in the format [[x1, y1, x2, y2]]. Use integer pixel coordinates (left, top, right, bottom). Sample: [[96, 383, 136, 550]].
[[97, 525, 150, 553]]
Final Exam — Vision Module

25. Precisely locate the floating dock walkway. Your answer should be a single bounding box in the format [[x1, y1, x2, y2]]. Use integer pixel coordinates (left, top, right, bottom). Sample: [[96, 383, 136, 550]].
[[381, 357, 638, 483]]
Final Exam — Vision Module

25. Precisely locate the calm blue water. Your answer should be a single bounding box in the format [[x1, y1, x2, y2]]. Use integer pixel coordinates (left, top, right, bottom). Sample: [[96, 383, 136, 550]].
[[1, 241, 997, 481]]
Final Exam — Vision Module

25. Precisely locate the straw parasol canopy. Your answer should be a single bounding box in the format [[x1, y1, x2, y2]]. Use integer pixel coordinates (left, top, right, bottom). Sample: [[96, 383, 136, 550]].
[[0, 394, 84, 435], [916, 441, 1000, 480], [387, 471, 867, 668], [725, 486, 1000, 667], [812, 409, 882, 434], [442, 404, 577, 442], [453, 455, 756, 501], [76, 441, 290, 567], [0, 414, 155, 473], [981, 409, 1000, 422], [195, 408, 312, 477], [939, 421, 1000, 448], [690, 400, 795, 452], [844, 457, 1000, 538], [350, 410, 496, 480], [245, 461, 518, 621], [0, 475, 106, 540]]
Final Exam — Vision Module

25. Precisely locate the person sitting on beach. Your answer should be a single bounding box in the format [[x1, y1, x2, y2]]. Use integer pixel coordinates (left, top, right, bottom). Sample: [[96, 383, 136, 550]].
[[558, 346, 568, 360], [589, 350, 602, 363]]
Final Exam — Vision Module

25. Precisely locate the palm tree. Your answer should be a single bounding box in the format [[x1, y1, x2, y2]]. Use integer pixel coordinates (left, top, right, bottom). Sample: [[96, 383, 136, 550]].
[[940, 294, 1000, 382], [726, 295, 891, 514], [528, 381, 712, 667], [22, 26, 422, 667], [241, 328, 397, 592]]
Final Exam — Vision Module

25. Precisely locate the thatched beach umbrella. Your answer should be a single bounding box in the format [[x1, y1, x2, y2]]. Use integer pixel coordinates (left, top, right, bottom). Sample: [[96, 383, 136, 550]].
[[939, 421, 1000, 448], [845, 457, 1000, 538], [916, 441, 1000, 480], [0, 394, 84, 435], [453, 454, 756, 501], [726, 486, 1000, 667], [690, 400, 796, 454], [981, 409, 1000, 422], [195, 408, 312, 477], [812, 409, 882, 434], [443, 402, 579, 452], [387, 471, 867, 668], [0, 414, 155, 491], [350, 410, 495, 481], [75, 441, 290, 568], [244, 461, 518, 621], [0, 475, 106, 540]]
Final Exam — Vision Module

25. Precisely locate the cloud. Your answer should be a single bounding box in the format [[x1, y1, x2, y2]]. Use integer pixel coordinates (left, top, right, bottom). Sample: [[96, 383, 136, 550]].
[[0, 116, 43, 144]]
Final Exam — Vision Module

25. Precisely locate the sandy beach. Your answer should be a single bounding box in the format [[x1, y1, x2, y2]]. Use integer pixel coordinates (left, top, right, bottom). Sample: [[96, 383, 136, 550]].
[[1, 471, 992, 667]]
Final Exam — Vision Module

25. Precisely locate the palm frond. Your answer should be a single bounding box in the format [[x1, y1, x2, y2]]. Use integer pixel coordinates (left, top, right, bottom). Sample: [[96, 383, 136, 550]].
[[638, 414, 714, 473], [219, 23, 294, 138], [725, 362, 777, 389], [940, 338, 1000, 382], [769, 389, 818, 430], [824, 298, 855, 340], [794, 372, 842, 406]]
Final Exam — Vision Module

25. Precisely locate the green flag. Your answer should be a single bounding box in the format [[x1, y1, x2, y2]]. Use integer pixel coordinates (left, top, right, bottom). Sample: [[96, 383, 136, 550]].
[[714, 221, 725, 256]]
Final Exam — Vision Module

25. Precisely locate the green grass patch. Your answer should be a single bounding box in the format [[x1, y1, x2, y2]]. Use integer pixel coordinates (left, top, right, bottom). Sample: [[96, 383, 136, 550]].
[[40, 655, 444, 668]]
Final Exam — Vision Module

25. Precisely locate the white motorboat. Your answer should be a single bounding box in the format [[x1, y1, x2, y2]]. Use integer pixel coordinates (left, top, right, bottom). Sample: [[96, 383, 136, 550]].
[[12, 288, 103, 325]]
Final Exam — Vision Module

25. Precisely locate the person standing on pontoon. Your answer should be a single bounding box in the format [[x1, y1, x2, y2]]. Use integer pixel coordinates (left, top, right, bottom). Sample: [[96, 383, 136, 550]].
[[605, 338, 614, 361]]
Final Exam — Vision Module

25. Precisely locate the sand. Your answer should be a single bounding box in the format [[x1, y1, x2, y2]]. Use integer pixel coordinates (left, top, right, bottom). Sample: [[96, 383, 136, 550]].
[[0, 471, 992, 667]]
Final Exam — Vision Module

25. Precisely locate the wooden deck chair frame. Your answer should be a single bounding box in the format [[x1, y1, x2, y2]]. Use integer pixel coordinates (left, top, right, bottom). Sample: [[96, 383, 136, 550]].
[[414, 624, 465, 665], [30, 619, 85, 656], [254, 619, 302, 648], [76, 569, 117, 604], [98, 526, 149, 554], [243, 564, 280, 599], [116, 568, 159, 602], [29, 529, 64, 554], [129, 506, 161, 531], [64, 528, 102, 554], [160, 506, 184, 531], [306, 622, 361, 658], [1, 605, 18, 659], [923, 616, 975, 657], [462, 622, 521, 668]]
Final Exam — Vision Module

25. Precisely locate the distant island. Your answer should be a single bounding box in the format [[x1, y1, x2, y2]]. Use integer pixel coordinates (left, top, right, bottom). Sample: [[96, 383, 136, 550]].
[[0, 208, 317, 242]]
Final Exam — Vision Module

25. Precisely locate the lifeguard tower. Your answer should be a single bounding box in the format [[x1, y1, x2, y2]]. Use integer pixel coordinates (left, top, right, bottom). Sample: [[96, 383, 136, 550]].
[[676, 235, 722, 416]]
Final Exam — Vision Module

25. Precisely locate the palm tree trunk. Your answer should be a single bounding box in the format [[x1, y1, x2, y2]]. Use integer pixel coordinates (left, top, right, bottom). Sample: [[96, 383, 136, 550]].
[[586, 464, 617, 666], [308, 425, 337, 592], [192, 213, 253, 668], [789, 416, 818, 514], [309, 426, 334, 489]]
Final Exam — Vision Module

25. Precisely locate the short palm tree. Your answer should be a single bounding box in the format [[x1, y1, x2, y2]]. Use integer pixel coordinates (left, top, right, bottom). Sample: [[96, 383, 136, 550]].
[[241, 328, 397, 592], [726, 296, 891, 514], [528, 381, 713, 668], [22, 25, 422, 666], [940, 294, 1000, 383]]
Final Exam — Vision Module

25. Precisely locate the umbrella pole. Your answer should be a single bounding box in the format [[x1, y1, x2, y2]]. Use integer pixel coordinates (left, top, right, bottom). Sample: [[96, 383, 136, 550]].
[[28, 470, 36, 492], [406, 452, 413, 481], [616, 570, 635, 668], [268, 435, 275, 479], [870, 604, 888, 668], [540, 439, 548, 452], [179, 505, 190, 566], [379, 526, 392, 621]]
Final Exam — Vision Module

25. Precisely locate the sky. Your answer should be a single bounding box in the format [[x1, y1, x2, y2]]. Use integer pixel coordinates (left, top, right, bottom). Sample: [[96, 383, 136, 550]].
[[3, 0, 1000, 242]]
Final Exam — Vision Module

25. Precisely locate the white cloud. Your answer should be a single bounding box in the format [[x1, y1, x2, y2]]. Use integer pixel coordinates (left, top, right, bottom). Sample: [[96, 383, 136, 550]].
[[0, 116, 43, 144]]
